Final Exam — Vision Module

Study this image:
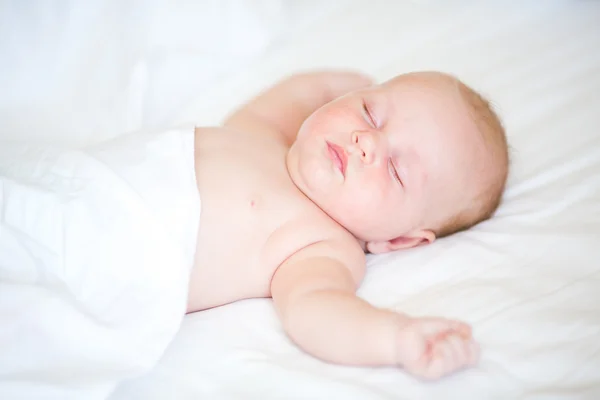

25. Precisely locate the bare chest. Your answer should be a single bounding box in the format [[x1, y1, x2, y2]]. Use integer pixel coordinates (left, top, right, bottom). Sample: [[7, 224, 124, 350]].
[[187, 127, 325, 311]]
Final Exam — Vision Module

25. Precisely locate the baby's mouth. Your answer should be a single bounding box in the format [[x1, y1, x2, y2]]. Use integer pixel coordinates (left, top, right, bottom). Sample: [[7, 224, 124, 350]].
[[326, 141, 347, 176]]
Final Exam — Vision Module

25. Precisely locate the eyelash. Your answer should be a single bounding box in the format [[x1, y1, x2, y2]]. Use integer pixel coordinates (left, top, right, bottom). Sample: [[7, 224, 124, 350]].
[[388, 159, 403, 186], [362, 100, 400, 186], [362, 102, 376, 128]]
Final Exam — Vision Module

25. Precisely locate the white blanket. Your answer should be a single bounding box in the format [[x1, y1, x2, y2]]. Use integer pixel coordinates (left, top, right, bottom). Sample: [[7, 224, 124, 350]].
[[0, 128, 200, 399]]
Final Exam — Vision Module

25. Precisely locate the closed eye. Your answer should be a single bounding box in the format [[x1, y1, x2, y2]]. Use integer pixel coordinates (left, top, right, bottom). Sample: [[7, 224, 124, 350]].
[[362, 101, 377, 128], [388, 159, 403, 186]]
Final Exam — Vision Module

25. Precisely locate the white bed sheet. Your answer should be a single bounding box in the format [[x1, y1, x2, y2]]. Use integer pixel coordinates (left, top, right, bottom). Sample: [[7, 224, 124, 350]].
[[108, 1, 600, 399]]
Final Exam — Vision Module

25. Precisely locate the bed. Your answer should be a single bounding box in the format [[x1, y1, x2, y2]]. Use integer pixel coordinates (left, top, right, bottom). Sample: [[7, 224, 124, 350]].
[[2, 1, 599, 399]]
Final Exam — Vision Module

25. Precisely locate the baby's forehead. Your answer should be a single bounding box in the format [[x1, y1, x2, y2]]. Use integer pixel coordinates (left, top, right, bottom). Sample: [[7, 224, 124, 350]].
[[380, 84, 467, 133], [380, 73, 464, 110], [382, 80, 484, 175], [383, 71, 459, 90], [368, 72, 478, 148]]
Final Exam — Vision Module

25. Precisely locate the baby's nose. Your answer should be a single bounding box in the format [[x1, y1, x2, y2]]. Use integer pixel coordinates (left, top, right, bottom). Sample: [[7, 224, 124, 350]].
[[351, 130, 378, 164]]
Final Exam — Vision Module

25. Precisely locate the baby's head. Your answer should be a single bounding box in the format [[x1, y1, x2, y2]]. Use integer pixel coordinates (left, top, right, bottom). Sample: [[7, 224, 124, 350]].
[[286, 71, 509, 253]]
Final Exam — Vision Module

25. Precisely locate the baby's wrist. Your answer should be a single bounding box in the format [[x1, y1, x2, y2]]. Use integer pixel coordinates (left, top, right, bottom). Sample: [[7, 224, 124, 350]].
[[389, 312, 413, 366], [365, 310, 411, 366]]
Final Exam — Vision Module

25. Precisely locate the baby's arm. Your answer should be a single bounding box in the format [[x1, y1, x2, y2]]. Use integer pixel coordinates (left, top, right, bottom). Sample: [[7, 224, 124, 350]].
[[224, 71, 373, 145], [271, 241, 480, 380]]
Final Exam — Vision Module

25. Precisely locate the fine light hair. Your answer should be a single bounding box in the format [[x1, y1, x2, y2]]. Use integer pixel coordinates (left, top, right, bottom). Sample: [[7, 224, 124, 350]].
[[436, 78, 509, 238]]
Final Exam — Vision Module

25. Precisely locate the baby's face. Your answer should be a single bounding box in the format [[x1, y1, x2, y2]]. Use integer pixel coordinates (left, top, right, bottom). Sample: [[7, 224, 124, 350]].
[[287, 72, 484, 246]]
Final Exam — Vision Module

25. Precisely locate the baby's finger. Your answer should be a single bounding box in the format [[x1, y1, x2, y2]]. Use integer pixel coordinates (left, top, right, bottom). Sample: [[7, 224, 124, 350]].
[[446, 334, 467, 366], [432, 339, 457, 375], [450, 321, 472, 338], [420, 350, 448, 380], [420, 318, 456, 336], [468, 341, 481, 365]]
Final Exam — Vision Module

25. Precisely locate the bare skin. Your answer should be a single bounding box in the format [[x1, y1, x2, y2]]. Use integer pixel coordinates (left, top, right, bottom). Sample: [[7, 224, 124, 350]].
[[188, 71, 481, 380]]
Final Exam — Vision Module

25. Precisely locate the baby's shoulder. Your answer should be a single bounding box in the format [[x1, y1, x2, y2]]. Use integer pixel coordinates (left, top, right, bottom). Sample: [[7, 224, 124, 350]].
[[264, 200, 365, 267]]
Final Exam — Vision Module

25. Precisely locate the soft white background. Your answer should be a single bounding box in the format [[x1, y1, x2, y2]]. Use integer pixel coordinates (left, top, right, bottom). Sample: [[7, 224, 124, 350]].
[[0, 0, 348, 145]]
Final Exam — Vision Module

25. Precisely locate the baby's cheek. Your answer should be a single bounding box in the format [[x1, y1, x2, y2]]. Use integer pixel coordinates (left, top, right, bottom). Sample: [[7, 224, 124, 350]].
[[297, 112, 323, 139], [359, 173, 388, 199], [343, 183, 382, 216], [306, 107, 357, 139]]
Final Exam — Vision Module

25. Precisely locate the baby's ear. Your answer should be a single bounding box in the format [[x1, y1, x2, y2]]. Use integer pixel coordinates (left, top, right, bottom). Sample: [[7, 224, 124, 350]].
[[366, 230, 435, 254]]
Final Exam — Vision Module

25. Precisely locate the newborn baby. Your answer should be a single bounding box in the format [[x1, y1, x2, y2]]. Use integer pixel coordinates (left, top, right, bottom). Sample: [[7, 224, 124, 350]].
[[188, 70, 509, 380]]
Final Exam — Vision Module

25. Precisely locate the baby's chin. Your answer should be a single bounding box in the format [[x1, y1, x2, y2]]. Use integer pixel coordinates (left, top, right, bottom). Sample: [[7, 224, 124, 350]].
[[285, 150, 324, 202]]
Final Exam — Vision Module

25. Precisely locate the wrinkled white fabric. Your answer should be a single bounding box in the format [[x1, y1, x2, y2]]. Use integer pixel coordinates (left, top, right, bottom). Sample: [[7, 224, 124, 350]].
[[0, 127, 200, 399]]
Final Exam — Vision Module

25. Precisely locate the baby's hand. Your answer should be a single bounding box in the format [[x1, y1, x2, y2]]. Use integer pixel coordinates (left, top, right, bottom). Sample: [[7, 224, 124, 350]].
[[394, 316, 480, 380]]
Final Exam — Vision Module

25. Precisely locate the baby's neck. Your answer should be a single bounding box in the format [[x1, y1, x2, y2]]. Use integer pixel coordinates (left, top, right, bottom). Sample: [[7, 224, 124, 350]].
[[357, 239, 368, 253]]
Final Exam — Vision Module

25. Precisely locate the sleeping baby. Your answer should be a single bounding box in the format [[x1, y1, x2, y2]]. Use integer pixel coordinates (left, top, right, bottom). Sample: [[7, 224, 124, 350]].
[[186, 70, 509, 380], [0, 70, 508, 388]]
